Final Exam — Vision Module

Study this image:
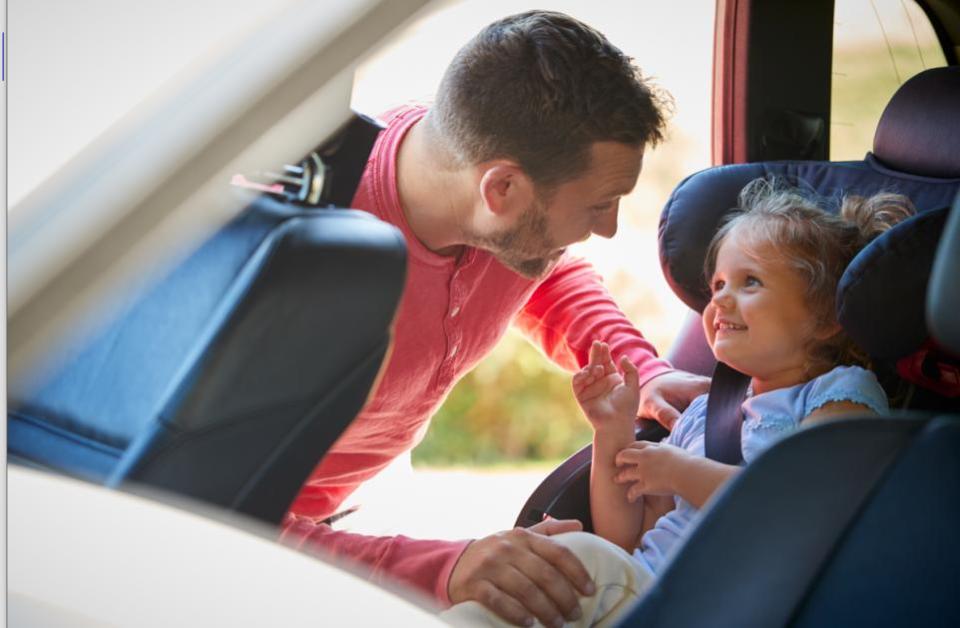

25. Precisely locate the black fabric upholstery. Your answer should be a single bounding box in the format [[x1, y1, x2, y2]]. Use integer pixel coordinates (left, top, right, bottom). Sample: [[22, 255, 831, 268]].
[[838, 206, 950, 361], [928, 191, 960, 353], [873, 66, 960, 179], [616, 416, 930, 628], [664, 310, 715, 378], [789, 417, 960, 628], [8, 195, 407, 524]]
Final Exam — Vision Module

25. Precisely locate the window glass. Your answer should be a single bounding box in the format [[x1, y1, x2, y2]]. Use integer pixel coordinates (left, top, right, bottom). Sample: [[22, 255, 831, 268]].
[[831, 0, 947, 160]]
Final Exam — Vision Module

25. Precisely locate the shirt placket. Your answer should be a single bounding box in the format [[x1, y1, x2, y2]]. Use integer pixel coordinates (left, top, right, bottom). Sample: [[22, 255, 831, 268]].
[[438, 253, 472, 388]]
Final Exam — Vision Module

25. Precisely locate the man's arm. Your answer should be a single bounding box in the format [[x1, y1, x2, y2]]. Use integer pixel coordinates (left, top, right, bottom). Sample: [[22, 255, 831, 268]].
[[279, 517, 469, 604], [447, 518, 595, 627], [516, 255, 708, 428], [280, 516, 594, 628], [515, 255, 671, 381]]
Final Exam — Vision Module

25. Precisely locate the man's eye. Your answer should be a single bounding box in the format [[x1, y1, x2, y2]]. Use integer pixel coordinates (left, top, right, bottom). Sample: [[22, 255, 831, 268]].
[[590, 202, 614, 212]]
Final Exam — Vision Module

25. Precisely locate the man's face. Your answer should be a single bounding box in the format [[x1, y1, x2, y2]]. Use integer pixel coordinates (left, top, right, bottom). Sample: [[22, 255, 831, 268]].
[[477, 142, 644, 279]]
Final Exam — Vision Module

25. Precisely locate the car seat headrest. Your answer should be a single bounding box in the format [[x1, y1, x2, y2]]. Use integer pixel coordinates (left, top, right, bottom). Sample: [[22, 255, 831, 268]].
[[838, 205, 959, 398], [659, 163, 959, 315], [837, 206, 950, 361], [928, 191, 960, 355], [873, 67, 960, 179]]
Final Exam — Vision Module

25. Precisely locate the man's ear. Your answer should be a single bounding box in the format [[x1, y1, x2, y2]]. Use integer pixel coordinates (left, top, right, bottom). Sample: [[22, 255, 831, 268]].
[[478, 162, 534, 217]]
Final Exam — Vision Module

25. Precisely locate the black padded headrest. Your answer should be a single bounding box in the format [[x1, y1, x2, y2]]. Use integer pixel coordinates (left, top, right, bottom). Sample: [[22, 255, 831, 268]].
[[928, 191, 960, 354], [873, 66, 960, 179], [837, 206, 950, 361]]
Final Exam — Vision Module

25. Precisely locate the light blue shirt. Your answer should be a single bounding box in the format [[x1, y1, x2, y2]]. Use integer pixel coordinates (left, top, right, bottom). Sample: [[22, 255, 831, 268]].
[[632, 365, 889, 574]]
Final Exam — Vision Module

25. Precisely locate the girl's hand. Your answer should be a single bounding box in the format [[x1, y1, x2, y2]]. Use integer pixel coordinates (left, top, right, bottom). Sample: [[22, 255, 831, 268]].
[[613, 441, 692, 501], [572, 341, 640, 430]]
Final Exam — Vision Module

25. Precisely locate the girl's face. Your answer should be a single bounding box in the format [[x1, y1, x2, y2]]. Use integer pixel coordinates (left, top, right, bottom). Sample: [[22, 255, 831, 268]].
[[702, 229, 827, 394]]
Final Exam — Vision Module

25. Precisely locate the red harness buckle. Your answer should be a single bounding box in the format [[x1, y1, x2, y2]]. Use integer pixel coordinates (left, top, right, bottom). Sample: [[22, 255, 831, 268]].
[[896, 341, 960, 397]]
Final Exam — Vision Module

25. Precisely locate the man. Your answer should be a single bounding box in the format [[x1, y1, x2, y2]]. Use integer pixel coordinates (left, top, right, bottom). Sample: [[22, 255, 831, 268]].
[[281, 10, 708, 627]]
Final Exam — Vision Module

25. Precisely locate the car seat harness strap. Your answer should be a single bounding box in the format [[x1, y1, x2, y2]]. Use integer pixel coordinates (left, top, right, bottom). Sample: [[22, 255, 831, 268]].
[[704, 361, 751, 465]]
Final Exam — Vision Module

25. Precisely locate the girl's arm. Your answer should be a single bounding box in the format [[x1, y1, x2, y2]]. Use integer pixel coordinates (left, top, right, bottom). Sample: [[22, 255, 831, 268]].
[[614, 401, 873, 508], [616, 401, 876, 509], [664, 455, 740, 509], [575, 342, 646, 552], [614, 441, 740, 510], [591, 422, 646, 552], [802, 400, 875, 426]]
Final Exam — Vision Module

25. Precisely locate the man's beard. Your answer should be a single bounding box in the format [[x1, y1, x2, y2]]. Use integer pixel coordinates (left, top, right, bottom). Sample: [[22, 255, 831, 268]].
[[470, 201, 563, 279]]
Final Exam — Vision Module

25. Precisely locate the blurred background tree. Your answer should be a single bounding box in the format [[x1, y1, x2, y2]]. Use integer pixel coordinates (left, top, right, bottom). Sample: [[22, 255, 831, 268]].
[[412, 333, 591, 466]]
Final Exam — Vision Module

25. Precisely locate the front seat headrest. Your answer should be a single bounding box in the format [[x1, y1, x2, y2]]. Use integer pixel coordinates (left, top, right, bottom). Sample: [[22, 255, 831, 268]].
[[873, 66, 960, 179]]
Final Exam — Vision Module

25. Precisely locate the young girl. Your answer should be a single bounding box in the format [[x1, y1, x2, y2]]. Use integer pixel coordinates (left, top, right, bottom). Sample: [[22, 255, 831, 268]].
[[441, 179, 914, 627]]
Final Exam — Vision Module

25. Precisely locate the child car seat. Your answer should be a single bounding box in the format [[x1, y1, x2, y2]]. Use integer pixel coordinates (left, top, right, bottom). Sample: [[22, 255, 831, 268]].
[[516, 66, 960, 534], [516, 66, 960, 625], [617, 189, 960, 627]]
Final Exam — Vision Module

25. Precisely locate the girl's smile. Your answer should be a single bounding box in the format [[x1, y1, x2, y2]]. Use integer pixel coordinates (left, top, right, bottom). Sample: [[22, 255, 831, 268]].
[[703, 229, 822, 394]]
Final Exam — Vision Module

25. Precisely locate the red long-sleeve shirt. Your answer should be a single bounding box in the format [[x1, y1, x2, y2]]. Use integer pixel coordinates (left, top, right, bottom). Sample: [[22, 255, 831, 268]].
[[280, 106, 672, 606]]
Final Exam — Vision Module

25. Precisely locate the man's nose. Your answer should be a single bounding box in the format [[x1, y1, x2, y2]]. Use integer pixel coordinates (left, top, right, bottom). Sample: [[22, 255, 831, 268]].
[[592, 206, 619, 239]]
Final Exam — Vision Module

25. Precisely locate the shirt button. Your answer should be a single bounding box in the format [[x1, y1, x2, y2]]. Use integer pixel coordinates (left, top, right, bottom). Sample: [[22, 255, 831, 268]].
[[450, 306, 461, 318]]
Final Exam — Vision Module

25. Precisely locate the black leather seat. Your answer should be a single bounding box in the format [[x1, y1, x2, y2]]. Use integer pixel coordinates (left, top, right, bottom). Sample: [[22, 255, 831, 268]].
[[9, 171, 407, 526], [516, 66, 960, 625]]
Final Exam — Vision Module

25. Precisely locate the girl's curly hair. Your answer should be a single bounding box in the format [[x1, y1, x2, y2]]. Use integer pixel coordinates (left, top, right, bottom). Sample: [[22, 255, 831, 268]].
[[704, 177, 915, 377]]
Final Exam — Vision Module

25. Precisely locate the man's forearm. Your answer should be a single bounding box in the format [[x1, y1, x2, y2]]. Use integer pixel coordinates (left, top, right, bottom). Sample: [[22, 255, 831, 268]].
[[515, 256, 672, 380], [279, 516, 470, 606]]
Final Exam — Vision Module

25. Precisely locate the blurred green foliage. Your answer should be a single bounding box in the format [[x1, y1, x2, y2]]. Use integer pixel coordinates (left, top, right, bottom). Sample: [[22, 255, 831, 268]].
[[412, 332, 593, 466]]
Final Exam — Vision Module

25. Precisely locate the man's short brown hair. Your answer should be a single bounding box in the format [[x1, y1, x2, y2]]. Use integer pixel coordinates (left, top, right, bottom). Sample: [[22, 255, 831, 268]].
[[428, 10, 670, 189]]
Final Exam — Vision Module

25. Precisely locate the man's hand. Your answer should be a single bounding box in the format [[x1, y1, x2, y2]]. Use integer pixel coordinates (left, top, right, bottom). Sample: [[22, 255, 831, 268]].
[[573, 341, 640, 431], [638, 369, 710, 430], [448, 518, 596, 627], [614, 440, 692, 501]]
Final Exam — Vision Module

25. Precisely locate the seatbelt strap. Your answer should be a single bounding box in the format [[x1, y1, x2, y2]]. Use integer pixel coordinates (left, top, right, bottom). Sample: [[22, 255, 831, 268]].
[[704, 361, 751, 464]]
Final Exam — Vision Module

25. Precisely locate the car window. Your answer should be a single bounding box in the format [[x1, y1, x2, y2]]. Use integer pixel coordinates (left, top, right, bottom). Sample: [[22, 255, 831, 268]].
[[831, 0, 947, 160]]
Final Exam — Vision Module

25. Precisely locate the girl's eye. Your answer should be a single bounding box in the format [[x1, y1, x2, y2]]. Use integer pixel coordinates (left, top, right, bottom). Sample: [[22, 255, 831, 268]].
[[590, 202, 614, 213], [711, 279, 725, 293], [745, 275, 762, 287]]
